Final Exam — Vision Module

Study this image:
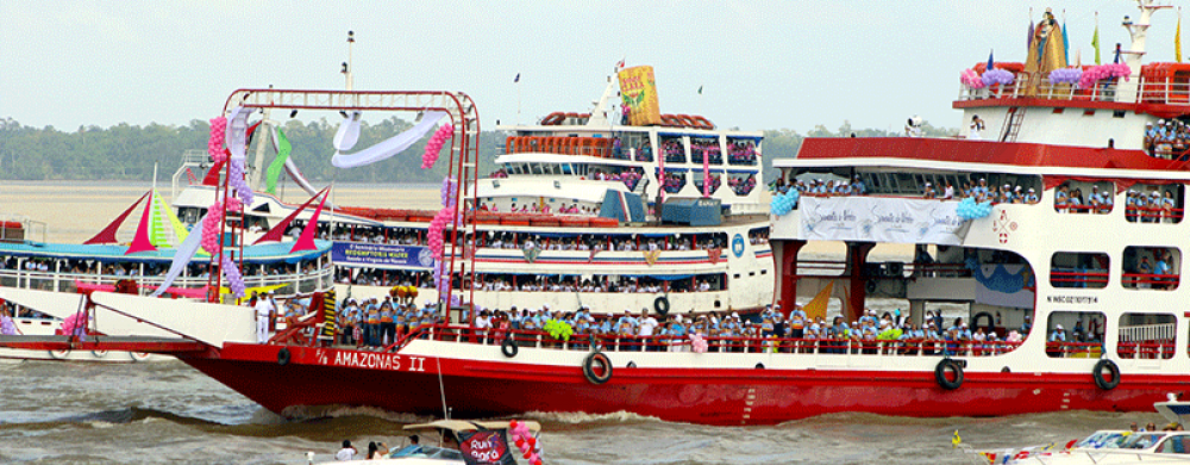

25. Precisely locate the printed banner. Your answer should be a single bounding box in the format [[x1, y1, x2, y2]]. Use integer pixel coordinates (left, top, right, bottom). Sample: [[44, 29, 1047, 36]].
[[799, 197, 971, 245], [458, 430, 516, 465], [331, 242, 434, 269], [618, 65, 661, 126]]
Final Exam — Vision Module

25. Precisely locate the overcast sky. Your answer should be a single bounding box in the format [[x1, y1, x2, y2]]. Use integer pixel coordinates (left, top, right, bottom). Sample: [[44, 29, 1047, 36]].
[[2, 0, 1183, 133]]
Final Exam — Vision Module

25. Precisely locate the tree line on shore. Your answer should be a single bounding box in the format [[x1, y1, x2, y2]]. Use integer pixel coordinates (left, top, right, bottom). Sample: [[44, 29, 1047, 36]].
[[0, 116, 954, 183]]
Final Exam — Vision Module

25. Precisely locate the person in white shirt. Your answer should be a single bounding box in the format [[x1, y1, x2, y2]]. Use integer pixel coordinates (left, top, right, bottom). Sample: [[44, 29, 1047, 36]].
[[335, 440, 357, 461], [254, 293, 275, 343]]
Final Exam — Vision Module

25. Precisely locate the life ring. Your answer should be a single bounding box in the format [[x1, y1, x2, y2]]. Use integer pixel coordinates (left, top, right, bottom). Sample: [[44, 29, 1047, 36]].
[[91, 350, 109, 359], [582, 352, 612, 385], [755, 363, 765, 369], [935, 359, 964, 390], [48, 349, 70, 360], [865, 280, 877, 293], [501, 338, 518, 358], [971, 312, 995, 335], [541, 112, 566, 126], [653, 296, 670, 317], [627, 361, 637, 368], [129, 352, 151, 362], [1093, 359, 1121, 390], [277, 348, 291, 366]]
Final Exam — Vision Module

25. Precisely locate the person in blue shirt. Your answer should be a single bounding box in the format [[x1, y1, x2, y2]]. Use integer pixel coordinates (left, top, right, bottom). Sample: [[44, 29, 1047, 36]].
[[668, 318, 687, 352], [1049, 324, 1066, 342], [852, 175, 866, 195], [1155, 250, 1173, 289]]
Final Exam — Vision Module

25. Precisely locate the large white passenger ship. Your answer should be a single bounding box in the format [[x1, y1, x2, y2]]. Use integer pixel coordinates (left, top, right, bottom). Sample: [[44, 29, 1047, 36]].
[[5, 4, 1188, 424]]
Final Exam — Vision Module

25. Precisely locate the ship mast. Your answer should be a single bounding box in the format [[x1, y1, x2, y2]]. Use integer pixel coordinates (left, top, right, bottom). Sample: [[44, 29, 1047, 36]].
[[1117, 0, 1172, 102]]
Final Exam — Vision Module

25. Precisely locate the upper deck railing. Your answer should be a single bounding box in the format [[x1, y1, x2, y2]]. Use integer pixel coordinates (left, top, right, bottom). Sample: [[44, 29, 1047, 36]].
[[957, 75, 1190, 107]]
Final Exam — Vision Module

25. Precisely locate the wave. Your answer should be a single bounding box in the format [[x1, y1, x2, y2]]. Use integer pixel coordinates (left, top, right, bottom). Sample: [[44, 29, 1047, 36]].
[[279, 404, 433, 424], [520, 410, 665, 425]]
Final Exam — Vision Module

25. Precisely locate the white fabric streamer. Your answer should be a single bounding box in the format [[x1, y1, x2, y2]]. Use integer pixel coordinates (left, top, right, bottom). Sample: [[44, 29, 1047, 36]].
[[331, 111, 448, 169], [333, 111, 363, 151], [151, 214, 207, 297], [225, 106, 251, 161]]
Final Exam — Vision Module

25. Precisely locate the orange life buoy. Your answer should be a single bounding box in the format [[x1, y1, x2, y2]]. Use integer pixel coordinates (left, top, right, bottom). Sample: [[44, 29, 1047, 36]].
[[541, 112, 566, 125]]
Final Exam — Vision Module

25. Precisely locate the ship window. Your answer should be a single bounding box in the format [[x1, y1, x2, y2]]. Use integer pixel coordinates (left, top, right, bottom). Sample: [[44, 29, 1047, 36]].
[[1053, 180, 1113, 214], [1117, 312, 1175, 360], [1050, 252, 1109, 289], [531, 164, 543, 175], [1122, 246, 1181, 290], [1113, 110, 1127, 118], [1125, 183, 1183, 223], [726, 137, 758, 166], [1045, 311, 1106, 359], [562, 164, 573, 175], [660, 135, 686, 164]]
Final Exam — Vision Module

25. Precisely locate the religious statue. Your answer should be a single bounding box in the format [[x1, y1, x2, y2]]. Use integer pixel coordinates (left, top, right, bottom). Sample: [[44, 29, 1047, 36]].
[[1023, 8, 1068, 95]]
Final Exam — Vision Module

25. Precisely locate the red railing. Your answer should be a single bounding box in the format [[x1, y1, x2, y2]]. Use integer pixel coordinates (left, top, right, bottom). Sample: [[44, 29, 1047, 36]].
[[376, 324, 1026, 357], [1116, 341, 1176, 360], [1121, 273, 1181, 289], [1049, 270, 1110, 288], [1124, 206, 1185, 222]]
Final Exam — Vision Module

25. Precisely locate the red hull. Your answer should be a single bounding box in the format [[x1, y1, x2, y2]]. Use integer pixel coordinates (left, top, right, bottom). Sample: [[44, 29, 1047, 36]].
[[179, 344, 1184, 426]]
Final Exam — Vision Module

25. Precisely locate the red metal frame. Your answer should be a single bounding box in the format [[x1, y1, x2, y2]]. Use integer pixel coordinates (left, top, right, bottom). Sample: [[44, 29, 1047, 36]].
[[220, 89, 480, 318]]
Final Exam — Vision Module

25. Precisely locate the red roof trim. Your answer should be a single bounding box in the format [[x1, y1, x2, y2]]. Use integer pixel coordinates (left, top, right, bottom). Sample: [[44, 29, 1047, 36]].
[[794, 137, 1185, 171]]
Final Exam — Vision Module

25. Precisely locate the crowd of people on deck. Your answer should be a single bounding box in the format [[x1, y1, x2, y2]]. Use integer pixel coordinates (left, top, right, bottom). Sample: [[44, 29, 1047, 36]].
[[0, 255, 304, 280], [728, 173, 757, 196], [662, 139, 685, 163], [1054, 184, 1112, 213], [1144, 119, 1190, 159], [480, 231, 732, 252], [1124, 189, 1181, 222], [661, 172, 687, 193], [475, 274, 723, 293], [728, 141, 758, 165], [690, 139, 723, 164], [476, 201, 590, 215]]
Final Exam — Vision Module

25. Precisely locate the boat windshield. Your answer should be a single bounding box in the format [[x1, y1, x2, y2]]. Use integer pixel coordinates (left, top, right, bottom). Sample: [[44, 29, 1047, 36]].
[[1119, 433, 1166, 449], [1076, 431, 1130, 449], [389, 444, 462, 461]]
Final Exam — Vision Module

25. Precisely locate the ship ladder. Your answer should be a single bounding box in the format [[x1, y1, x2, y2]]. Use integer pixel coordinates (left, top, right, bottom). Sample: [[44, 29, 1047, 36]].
[[999, 107, 1026, 142]]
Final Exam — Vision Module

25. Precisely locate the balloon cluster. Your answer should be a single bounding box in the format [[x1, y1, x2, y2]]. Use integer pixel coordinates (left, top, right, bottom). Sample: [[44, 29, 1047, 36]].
[[769, 190, 800, 216], [226, 196, 243, 213], [544, 319, 573, 341], [508, 420, 542, 465], [421, 123, 454, 169], [689, 333, 708, 353], [960, 69, 986, 89], [955, 196, 993, 221], [60, 311, 89, 341], [428, 178, 460, 261], [228, 157, 254, 206], [1078, 63, 1131, 89], [221, 254, 246, 298], [0, 313, 15, 336], [208, 117, 227, 162], [1048, 67, 1083, 85], [201, 202, 224, 254], [981, 68, 1015, 87]]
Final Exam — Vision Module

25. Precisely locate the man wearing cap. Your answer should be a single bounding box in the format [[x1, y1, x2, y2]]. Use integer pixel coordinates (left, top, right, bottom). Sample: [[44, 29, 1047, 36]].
[[923, 182, 935, 199], [253, 291, 274, 344], [1049, 324, 1066, 342]]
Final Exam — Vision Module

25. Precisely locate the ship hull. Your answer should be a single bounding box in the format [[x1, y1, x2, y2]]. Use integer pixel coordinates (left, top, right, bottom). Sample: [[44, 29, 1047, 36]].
[[179, 343, 1178, 426]]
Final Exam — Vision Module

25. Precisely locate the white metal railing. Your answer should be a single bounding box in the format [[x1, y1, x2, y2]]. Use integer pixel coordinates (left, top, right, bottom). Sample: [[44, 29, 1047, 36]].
[[1118, 322, 1176, 342], [960, 74, 1190, 107], [0, 266, 334, 298]]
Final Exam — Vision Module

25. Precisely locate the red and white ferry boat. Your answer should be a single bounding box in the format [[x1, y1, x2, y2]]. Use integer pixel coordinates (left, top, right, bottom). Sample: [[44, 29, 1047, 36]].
[[4, 3, 1190, 425]]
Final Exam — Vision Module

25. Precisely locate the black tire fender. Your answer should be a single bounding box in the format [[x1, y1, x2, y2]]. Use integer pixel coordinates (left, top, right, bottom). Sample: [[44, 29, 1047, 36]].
[[654, 296, 670, 317], [277, 347, 291, 366], [1093, 359, 1121, 390], [501, 338, 518, 358], [583, 352, 612, 385], [935, 358, 964, 390]]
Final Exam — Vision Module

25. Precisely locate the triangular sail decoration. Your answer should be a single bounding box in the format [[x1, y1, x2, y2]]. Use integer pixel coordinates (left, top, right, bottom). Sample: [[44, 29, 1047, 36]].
[[148, 189, 189, 248], [253, 186, 329, 245], [125, 191, 158, 255], [290, 190, 328, 253], [85, 192, 149, 245]]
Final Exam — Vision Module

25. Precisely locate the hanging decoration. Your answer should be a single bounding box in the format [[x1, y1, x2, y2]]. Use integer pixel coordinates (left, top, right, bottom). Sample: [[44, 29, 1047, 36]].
[[981, 68, 1016, 87], [960, 69, 986, 89], [544, 319, 574, 341], [151, 212, 208, 297], [333, 111, 363, 151], [421, 122, 455, 169], [1048, 67, 1083, 85], [228, 156, 254, 207], [200, 201, 224, 255], [1077, 63, 1131, 89], [508, 420, 542, 465], [690, 333, 708, 353], [208, 117, 228, 162], [955, 197, 994, 221], [221, 254, 246, 298], [0, 312, 17, 335], [59, 311, 89, 341], [769, 190, 800, 216], [331, 111, 447, 169]]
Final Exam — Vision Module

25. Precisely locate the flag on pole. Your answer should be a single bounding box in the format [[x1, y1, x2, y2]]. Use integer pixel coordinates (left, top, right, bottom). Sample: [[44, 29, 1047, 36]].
[[513, 73, 520, 83], [1092, 15, 1101, 64], [1177, 11, 1183, 63], [616, 58, 625, 70], [1062, 19, 1070, 64], [987, 50, 995, 71], [697, 85, 703, 95]]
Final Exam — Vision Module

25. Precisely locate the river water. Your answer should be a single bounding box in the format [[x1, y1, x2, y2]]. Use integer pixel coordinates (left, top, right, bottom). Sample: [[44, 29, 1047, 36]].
[[0, 182, 1169, 464]]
